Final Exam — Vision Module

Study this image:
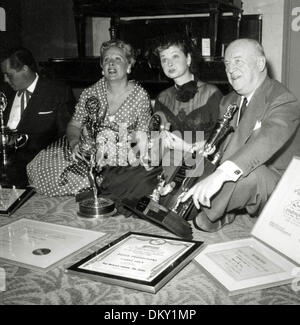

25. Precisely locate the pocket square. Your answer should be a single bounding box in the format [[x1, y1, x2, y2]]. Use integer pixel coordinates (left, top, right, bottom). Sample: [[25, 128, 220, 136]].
[[253, 120, 261, 131], [38, 111, 53, 115]]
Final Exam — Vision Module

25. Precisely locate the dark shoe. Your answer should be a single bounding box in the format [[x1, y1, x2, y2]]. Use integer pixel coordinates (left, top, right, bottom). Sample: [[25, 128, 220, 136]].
[[193, 210, 235, 232]]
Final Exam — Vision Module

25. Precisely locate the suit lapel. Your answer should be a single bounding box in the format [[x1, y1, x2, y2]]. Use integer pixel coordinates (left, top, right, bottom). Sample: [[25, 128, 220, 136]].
[[221, 76, 271, 162], [17, 78, 44, 130]]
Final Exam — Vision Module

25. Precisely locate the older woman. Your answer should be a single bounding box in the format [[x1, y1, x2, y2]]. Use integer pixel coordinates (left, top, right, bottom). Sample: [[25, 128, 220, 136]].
[[27, 39, 152, 196]]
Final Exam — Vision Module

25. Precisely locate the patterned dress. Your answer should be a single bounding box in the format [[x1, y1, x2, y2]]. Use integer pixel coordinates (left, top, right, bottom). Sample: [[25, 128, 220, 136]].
[[27, 78, 151, 196]]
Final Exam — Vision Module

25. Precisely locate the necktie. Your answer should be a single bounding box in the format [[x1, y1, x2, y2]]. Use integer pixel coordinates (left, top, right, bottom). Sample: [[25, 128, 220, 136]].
[[18, 90, 32, 117], [237, 97, 248, 125]]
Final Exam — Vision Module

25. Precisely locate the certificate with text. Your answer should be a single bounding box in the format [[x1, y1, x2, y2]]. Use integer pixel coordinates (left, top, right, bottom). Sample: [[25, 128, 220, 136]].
[[0, 218, 106, 272], [194, 237, 298, 295], [252, 156, 300, 264], [68, 232, 203, 293]]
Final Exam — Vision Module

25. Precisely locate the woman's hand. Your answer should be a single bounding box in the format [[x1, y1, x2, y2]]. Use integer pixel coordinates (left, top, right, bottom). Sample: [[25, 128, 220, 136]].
[[70, 142, 81, 161], [161, 130, 193, 152], [66, 119, 82, 161]]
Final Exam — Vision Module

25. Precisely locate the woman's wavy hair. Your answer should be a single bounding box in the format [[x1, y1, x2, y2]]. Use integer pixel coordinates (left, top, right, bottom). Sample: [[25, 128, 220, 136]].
[[154, 35, 192, 58], [100, 39, 136, 67], [152, 35, 197, 74]]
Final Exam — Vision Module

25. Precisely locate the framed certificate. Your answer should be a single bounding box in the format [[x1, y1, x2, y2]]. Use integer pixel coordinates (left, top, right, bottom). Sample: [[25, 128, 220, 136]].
[[0, 218, 106, 272], [67, 232, 203, 293], [0, 186, 35, 216]]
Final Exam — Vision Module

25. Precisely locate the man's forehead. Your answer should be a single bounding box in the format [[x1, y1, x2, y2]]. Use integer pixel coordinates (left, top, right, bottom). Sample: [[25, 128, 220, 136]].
[[224, 53, 245, 62], [1, 59, 13, 71], [225, 42, 254, 58]]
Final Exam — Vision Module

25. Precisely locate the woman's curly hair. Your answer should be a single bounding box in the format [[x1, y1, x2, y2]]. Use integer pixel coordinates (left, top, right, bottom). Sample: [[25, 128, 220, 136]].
[[100, 39, 136, 67]]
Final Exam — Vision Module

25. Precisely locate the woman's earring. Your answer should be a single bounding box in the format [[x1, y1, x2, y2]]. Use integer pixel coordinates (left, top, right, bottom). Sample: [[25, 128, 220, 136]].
[[102, 70, 105, 75]]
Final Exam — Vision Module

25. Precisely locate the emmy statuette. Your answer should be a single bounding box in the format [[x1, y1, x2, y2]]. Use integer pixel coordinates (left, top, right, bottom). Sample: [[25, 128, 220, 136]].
[[77, 152, 116, 218], [76, 96, 116, 218]]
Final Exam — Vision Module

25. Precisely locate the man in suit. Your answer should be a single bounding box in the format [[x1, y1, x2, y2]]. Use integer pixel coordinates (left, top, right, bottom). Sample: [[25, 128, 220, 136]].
[[0, 47, 75, 186], [181, 38, 300, 232]]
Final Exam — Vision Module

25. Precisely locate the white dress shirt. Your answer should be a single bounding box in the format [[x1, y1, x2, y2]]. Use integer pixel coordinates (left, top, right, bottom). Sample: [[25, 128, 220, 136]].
[[7, 74, 39, 130]]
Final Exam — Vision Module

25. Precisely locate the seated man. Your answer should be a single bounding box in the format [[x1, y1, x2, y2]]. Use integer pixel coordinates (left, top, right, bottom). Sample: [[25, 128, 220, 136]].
[[181, 38, 300, 232], [0, 47, 75, 187]]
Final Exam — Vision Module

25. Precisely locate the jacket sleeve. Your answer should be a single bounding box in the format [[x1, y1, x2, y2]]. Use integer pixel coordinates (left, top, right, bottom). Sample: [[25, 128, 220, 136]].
[[55, 84, 76, 137]]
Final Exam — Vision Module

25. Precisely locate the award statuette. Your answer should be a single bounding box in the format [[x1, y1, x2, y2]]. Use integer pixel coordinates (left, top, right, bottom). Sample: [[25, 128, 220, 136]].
[[0, 91, 9, 180], [75, 96, 116, 218], [77, 152, 116, 218], [1, 91, 29, 184]]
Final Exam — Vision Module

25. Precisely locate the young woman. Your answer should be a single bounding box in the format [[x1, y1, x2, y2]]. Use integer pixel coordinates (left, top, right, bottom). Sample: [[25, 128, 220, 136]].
[[153, 36, 223, 147]]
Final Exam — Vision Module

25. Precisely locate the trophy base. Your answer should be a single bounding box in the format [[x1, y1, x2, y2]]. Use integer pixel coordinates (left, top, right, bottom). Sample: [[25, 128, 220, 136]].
[[77, 197, 116, 218], [122, 197, 193, 239]]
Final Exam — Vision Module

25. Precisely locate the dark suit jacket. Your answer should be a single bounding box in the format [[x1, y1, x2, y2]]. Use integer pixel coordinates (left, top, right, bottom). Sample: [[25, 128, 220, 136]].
[[2, 77, 75, 185], [219, 76, 300, 178]]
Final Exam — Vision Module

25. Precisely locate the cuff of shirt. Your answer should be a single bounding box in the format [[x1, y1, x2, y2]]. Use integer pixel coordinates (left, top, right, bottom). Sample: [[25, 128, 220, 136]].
[[217, 160, 243, 182]]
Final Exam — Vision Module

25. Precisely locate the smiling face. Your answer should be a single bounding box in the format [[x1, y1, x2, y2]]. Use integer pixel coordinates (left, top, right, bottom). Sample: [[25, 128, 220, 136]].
[[101, 46, 130, 82], [159, 45, 191, 84], [224, 40, 266, 97]]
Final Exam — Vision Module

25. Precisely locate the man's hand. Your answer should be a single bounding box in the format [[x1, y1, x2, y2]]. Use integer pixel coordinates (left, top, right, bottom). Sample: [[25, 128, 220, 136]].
[[180, 169, 228, 209]]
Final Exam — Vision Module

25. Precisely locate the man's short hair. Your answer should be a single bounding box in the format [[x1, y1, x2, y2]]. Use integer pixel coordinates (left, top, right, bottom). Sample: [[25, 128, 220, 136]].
[[1, 47, 38, 73]]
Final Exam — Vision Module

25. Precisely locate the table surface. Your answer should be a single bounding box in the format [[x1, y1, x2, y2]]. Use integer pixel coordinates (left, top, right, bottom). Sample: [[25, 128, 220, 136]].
[[0, 192, 299, 305]]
